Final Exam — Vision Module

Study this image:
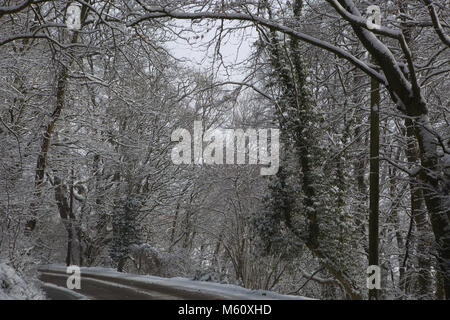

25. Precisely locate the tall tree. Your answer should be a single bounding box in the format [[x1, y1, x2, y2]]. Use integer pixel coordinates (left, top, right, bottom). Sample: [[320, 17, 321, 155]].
[[368, 62, 380, 300]]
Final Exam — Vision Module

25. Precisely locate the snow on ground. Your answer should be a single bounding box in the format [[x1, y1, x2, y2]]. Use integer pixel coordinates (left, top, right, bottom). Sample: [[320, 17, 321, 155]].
[[0, 262, 45, 300], [39, 264, 313, 300]]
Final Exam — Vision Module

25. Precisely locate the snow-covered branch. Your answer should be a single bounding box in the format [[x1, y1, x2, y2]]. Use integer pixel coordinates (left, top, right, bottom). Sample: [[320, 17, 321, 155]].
[[127, 5, 387, 86], [422, 0, 450, 48]]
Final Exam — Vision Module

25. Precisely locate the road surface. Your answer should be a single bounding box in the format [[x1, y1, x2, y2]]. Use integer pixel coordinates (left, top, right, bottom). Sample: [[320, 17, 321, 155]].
[[38, 265, 310, 300], [39, 269, 228, 300]]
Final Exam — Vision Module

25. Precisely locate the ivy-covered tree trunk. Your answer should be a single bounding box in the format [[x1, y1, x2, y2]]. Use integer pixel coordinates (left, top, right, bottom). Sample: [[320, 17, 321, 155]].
[[259, 0, 362, 299]]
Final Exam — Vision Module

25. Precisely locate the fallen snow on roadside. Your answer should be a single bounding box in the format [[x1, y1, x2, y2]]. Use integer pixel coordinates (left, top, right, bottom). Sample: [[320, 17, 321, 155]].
[[39, 264, 312, 300], [0, 262, 45, 300]]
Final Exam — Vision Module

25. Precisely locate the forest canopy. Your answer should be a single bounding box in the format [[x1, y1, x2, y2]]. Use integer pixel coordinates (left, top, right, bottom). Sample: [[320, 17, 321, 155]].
[[0, 0, 449, 300]]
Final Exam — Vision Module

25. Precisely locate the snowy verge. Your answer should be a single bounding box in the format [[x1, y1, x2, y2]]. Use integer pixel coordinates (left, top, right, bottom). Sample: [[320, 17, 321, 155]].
[[39, 264, 313, 300], [0, 262, 45, 300]]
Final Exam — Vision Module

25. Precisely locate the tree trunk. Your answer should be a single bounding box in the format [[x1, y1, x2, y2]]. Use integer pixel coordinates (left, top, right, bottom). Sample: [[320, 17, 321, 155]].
[[25, 4, 87, 232], [413, 115, 450, 299], [26, 65, 68, 232], [368, 70, 380, 300], [404, 119, 433, 297]]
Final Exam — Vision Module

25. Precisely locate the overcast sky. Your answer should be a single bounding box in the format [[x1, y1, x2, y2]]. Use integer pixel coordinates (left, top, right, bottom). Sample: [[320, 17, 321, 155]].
[[166, 20, 257, 81]]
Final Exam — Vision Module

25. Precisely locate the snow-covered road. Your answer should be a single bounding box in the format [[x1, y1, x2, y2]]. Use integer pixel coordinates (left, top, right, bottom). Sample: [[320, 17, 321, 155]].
[[38, 265, 312, 300]]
